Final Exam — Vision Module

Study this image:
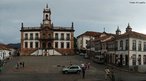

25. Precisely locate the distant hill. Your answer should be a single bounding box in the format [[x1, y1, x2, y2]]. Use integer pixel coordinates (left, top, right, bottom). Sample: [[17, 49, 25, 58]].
[[7, 43, 20, 49]]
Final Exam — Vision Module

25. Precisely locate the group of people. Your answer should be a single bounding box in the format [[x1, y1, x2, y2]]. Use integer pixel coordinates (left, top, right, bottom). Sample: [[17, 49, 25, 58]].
[[16, 61, 25, 69], [80, 62, 90, 79]]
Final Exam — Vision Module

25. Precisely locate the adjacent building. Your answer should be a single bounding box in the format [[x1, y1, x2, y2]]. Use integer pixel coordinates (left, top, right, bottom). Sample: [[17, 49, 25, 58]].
[[20, 5, 75, 56], [85, 24, 146, 67], [76, 31, 101, 50], [107, 24, 146, 67], [0, 43, 15, 60]]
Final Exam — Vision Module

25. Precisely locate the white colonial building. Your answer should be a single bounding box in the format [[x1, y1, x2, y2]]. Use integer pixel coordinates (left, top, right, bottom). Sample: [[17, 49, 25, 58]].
[[106, 24, 146, 68], [0, 44, 15, 60], [20, 4, 74, 56], [77, 31, 101, 50], [85, 24, 146, 70]]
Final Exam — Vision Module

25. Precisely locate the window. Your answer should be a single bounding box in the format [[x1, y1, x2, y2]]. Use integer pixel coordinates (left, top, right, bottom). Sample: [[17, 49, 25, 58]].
[[143, 55, 146, 64], [61, 33, 64, 40], [120, 40, 123, 50], [25, 42, 28, 48], [48, 34, 51, 39], [55, 33, 58, 40], [132, 54, 136, 65], [66, 33, 70, 40], [115, 41, 118, 50], [61, 42, 64, 48], [24, 33, 28, 40], [35, 42, 38, 48], [35, 33, 38, 40], [46, 14, 48, 19], [143, 42, 146, 51], [102, 43, 106, 50], [42, 42, 46, 49], [70, 66, 78, 69], [43, 33, 45, 39], [67, 42, 70, 48], [138, 55, 141, 65], [55, 42, 58, 48], [138, 41, 142, 51], [125, 39, 129, 50], [30, 33, 33, 40], [30, 42, 33, 48], [86, 40, 88, 44], [132, 40, 136, 51]]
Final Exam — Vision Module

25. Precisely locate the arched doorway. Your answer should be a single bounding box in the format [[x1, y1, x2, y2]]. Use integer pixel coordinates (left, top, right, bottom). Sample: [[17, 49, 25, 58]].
[[125, 55, 128, 65], [120, 55, 123, 66], [48, 42, 52, 49], [42, 42, 46, 49]]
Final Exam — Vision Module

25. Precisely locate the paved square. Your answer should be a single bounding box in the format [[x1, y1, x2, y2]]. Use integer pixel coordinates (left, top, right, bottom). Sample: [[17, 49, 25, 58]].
[[0, 55, 104, 81]]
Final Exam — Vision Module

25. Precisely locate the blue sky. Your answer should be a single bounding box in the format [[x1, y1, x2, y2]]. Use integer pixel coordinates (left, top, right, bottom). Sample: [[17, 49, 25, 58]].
[[0, 0, 146, 44]]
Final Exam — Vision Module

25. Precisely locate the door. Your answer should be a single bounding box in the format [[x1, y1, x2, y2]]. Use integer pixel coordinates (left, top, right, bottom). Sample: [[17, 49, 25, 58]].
[[120, 55, 123, 66], [48, 42, 52, 48]]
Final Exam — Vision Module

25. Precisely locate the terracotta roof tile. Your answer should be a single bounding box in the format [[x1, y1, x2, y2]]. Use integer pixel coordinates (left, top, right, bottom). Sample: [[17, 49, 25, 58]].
[[116, 31, 146, 40], [0, 43, 11, 50], [95, 35, 114, 42], [77, 31, 102, 38]]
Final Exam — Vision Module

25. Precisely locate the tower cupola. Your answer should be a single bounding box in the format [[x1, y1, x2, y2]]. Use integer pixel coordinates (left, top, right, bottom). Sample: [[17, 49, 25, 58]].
[[43, 4, 51, 26], [116, 26, 121, 35], [126, 23, 132, 32]]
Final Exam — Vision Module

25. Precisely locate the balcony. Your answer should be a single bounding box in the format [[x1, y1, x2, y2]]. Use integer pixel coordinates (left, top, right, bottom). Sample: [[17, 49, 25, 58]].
[[24, 37, 28, 40], [30, 37, 33, 40], [54, 37, 59, 40], [66, 37, 70, 40], [60, 38, 64, 40], [40, 37, 54, 40], [35, 37, 39, 40]]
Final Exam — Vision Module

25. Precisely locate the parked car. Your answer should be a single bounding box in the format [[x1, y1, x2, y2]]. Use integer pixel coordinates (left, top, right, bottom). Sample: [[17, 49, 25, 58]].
[[62, 65, 81, 74], [92, 55, 105, 64], [79, 53, 85, 56], [84, 53, 89, 59]]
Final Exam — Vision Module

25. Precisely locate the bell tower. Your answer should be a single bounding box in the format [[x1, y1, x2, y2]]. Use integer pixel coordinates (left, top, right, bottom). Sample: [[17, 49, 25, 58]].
[[126, 23, 132, 32], [116, 26, 121, 35], [43, 4, 51, 27]]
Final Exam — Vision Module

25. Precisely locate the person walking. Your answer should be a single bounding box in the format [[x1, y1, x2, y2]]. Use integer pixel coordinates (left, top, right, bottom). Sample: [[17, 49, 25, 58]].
[[110, 68, 115, 81], [22, 61, 25, 68], [105, 67, 110, 80], [16, 62, 19, 69], [81, 63, 86, 79], [87, 62, 90, 70], [82, 67, 86, 79]]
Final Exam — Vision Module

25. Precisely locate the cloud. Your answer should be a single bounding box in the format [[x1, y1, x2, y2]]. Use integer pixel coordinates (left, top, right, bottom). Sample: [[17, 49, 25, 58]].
[[1, 0, 146, 44]]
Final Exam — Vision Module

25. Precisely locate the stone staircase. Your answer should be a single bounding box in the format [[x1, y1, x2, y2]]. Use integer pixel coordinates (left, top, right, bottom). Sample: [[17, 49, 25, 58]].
[[30, 49, 62, 56]]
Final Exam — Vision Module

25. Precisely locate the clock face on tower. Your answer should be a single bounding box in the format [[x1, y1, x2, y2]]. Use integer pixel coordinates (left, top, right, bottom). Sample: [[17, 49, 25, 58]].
[[44, 20, 49, 24]]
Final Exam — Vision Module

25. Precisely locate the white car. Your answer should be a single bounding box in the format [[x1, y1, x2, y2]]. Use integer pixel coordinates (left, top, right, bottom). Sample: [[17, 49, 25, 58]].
[[62, 65, 81, 74]]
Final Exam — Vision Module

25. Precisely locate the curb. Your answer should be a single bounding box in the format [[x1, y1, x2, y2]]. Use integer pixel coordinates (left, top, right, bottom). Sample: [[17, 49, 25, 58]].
[[107, 64, 146, 74], [77, 79, 105, 81]]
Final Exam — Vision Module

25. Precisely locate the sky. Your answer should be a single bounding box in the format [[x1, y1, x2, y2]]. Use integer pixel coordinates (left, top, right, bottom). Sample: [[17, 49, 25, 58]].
[[0, 0, 146, 44]]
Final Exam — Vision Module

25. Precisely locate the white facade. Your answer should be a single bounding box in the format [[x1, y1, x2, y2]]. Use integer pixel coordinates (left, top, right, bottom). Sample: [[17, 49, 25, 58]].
[[23, 31, 72, 49], [128, 38, 146, 66], [77, 36, 94, 50], [53, 32, 71, 49], [108, 37, 146, 66], [23, 32, 40, 48], [20, 4, 75, 56], [0, 50, 10, 60]]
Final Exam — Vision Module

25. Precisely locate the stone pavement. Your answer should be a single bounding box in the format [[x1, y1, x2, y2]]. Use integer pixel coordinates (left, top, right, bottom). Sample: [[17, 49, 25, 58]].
[[77, 79, 105, 81], [0, 56, 106, 81]]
